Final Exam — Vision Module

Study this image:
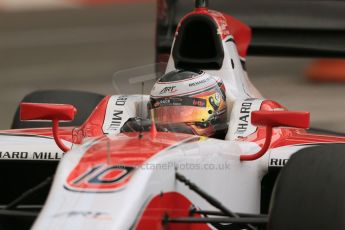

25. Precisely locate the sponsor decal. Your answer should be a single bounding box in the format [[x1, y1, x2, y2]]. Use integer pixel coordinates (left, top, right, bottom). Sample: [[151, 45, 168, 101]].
[[65, 164, 135, 193], [0, 151, 62, 160], [269, 158, 288, 167], [234, 99, 263, 138], [32, 151, 61, 160], [228, 99, 263, 140], [0, 151, 28, 159], [53, 211, 112, 221], [102, 95, 149, 134], [108, 110, 124, 131], [157, 98, 175, 107], [236, 101, 252, 134], [159, 86, 177, 94], [188, 78, 210, 87], [192, 98, 206, 107], [268, 145, 309, 167], [102, 96, 128, 134], [107, 96, 127, 132], [0, 135, 65, 160], [151, 97, 206, 108]]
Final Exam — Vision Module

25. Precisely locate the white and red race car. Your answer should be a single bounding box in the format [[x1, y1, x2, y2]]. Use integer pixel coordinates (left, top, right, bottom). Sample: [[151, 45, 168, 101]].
[[1, 1, 345, 230]]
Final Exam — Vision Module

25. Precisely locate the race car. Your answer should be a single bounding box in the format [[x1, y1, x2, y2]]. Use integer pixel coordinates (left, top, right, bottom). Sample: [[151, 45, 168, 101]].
[[1, 0, 345, 230]]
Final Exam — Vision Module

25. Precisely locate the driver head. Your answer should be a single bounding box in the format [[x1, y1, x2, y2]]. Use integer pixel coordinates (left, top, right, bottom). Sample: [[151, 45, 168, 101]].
[[150, 70, 228, 137]]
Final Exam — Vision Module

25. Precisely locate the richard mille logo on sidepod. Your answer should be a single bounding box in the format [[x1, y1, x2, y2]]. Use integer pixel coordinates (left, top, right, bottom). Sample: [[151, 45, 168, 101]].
[[107, 96, 127, 132]]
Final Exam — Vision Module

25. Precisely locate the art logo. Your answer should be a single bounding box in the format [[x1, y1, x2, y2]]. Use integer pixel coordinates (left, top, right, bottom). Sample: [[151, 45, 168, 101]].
[[159, 86, 177, 94], [65, 164, 135, 193]]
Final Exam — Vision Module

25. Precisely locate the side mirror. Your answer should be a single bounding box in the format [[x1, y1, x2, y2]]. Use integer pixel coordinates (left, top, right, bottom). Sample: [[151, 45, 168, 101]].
[[251, 111, 310, 129], [240, 111, 310, 161], [20, 103, 77, 152], [20, 103, 76, 121]]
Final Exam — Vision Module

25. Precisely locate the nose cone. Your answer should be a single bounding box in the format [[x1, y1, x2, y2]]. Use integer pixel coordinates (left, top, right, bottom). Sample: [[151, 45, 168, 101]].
[[32, 132, 198, 230]]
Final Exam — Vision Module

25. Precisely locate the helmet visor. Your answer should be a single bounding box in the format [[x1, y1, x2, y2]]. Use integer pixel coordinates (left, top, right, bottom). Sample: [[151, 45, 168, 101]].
[[151, 96, 211, 124], [152, 105, 210, 124]]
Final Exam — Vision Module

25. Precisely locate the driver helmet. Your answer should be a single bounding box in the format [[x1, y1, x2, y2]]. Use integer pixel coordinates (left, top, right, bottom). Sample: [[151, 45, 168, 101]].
[[150, 70, 228, 137]]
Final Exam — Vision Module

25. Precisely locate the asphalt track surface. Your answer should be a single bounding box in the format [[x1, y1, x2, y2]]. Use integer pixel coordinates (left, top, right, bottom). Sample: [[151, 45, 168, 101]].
[[0, 2, 345, 133]]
